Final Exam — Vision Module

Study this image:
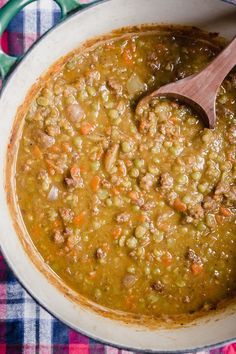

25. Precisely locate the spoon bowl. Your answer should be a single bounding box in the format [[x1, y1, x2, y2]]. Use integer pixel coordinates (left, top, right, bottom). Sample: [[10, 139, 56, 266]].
[[137, 36, 236, 129]]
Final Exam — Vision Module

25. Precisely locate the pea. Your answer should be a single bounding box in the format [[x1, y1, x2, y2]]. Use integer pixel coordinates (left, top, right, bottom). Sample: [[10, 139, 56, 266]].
[[114, 196, 123, 207], [54, 84, 63, 95], [106, 198, 113, 206], [148, 164, 159, 175], [65, 95, 76, 105], [73, 136, 83, 149], [177, 174, 188, 184], [147, 294, 159, 303], [87, 86, 96, 96], [218, 94, 228, 104], [42, 180, 50, 191], [156, 200, 165, 208], [221, 161, 232, 172], [132, 205, 140, 212], [126, 237, 138, 249], [101, 91, 109, 102], [83, 235, 89, 242], [78, 90, 88, 101], [152, 156, 160, 164], [105, 101, 114, 109], [202, 132, 212, 143], [91, 111, 99, 119], [206, 214, 217, 228], [163, 141, 172, 148], [151, 146, 160, 154], [169, 146, 180, 156], [134, 159, 144, 169], [108, 109, 119, 120], [97, 189, 109, 200], [119, 236, 126, 247], [209, 152, 217, 160], [153, 267, 161, 275], [130, 125, 137, 134], [135, 225, 147, 239], [121, 141, 132, 153], [91, 161, 100, 171], [191, 171, 201, 181], [167, 238, 175, 247], [27, 214, 33, 222], [94, 288, 102, 299], [176, 280, 186, 288], [122, 179, 131, 188], [187, 117, 196, 125], [198, 183, 208, 193], [179, 226, 188, 234], [127, 266, 136, 274], [92, 101, 100, 111], [182, 195, 191, 204], [197, 222, 207, 232], [144, 266, 151, 275], [153, 230, 164, 243], [136, 247, 145, 257], [37, 96, 49, 107], [66, 59, 77, 70], [130, 168, 139, 178]]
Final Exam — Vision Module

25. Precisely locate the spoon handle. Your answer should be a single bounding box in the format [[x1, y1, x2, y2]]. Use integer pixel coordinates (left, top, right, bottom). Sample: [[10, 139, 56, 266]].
[[196, 36, 236, 92]]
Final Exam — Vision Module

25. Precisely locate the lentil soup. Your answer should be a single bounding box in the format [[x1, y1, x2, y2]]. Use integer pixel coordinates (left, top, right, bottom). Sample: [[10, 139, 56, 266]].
[[15, 27, 236, 318]]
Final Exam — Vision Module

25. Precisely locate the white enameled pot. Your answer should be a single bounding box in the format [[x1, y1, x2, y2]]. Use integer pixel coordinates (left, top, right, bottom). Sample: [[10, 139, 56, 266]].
[[0, 0, 236, 352]]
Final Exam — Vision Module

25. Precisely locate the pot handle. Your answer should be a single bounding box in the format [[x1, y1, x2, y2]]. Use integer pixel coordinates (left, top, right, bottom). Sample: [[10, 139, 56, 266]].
[[0, 0, 82, 79]]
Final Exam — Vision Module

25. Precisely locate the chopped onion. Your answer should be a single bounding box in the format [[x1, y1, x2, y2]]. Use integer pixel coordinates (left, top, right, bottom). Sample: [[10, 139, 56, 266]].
[[127, 73, 145, 95], [48, 186, 58, 201]]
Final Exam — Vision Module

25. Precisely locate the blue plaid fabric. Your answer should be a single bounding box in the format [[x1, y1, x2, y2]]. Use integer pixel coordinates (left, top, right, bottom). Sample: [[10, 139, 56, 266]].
[[0, 1, 235, 353]]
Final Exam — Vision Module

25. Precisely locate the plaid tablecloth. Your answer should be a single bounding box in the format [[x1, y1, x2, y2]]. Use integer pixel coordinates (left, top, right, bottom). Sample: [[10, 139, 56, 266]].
[[0, 0, 236, 353]]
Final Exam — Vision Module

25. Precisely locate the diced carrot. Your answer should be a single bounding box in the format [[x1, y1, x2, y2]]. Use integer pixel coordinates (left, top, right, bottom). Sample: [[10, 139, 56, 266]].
[[215, 214, 224, 224], [157, 222, 169, 232], [161, 252, 173, 266], [45, 159, 59, 173], [70, 164, 80, 179], [118, 164, 126, 177], [32, 145, 43, 159], [191, 263, 203, 275], [123, 49, 133, 65], [91, 175, 101, 192], [112, 227, 122, 239], [80, 122, 94, 135], [95, 148, 103, 161], [173, 198, 187, 212], [80, 164, 87, 173], [138, 214, 146, 222], [105, 42, 115, 49], [48, 168, 55, 176], [128, 191, 139, 202], [52, 219, 62, 229], [73, 211, 86, 227], [125, 159, 133, 167], [170, 116, 178, 124], [125, 295, 135, 306], [49, 145, 60, 153], [220, 206, 232, 217], [102, 242, 110, 252], [61, 142, 72, 153], [89, 271, 97, 279], [31, 225, 41, 237], [111, 187, 120, 195]]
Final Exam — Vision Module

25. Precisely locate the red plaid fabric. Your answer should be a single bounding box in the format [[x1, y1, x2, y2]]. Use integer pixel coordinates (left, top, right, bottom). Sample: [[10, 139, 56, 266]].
[[0, 0, 235, 353]]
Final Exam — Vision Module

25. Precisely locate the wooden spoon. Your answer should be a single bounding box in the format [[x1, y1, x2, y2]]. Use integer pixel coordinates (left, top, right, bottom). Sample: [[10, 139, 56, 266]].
[[136, 36, 236, 129]]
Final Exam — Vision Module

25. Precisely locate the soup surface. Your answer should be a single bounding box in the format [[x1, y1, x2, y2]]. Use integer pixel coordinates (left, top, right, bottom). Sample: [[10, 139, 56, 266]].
[[15, 27, 236, 317]]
